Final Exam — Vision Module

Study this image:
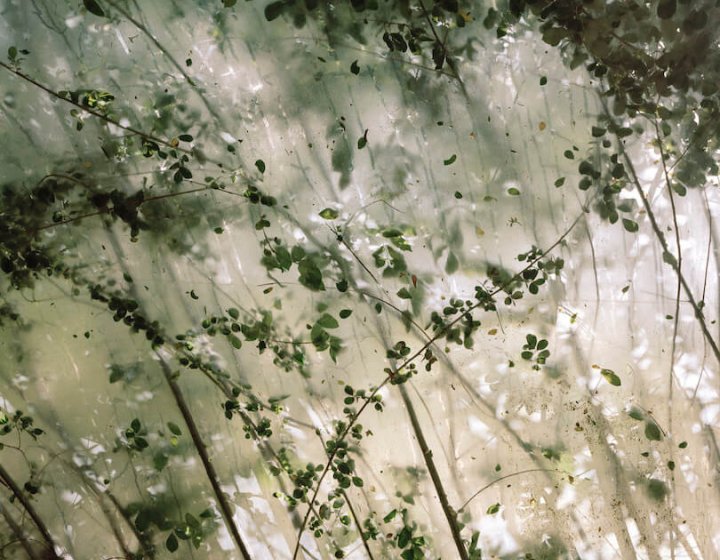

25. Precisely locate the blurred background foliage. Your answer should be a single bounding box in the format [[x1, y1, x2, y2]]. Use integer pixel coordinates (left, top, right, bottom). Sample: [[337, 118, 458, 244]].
[[0, 0, 719, 558]]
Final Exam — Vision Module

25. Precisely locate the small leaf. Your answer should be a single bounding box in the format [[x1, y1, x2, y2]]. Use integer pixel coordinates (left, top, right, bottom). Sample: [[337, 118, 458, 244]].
[[645, 421, 663, 441], [223, 0, 238, 6], [383, 509, 397, 523], [166, 533, 179, 552], [554, 177, 565, 187], [600, 368, 622, 386], [443, 154, 457, 166], [255, 159, 266, 173], [135, 509, 152, 532], [563, 150, 574, 159], [319, 207, 339, 220], [646, 478, 668, 501], [229, 334, 242, 349], [591, 126, 606, 137], [622, 219, 639, 233], [486, 503, 501, 514], [228, 308, 240, 320], [265, 1, 285, 21], [507, 187, 521, 196], [83, 0, 106, 17], [657, 0, 676, 19], [317, 313, 339, 329], [350, 60, 360, 75], [397, 287, 412, 299], [357, 130, 368, 149], [178, 134, 193, 142], [339, 309, 352, 319], [167, 422, 182, 436], [628, 407, 644, 420], [539, 76, 547, 86], [445, 251, 459, 274], [8, 46, 17, 60]]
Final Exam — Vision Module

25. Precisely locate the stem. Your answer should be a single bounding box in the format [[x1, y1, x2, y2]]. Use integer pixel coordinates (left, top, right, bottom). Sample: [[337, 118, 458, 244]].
[[613, 117, 720, 365], [156, 357, 253, 560], [397, 384, 469, 560], [459, 469, 564, 511], [0, 464, 60, 559], [0, 60, 186, 153], [0, 501, 43, 560], [291, 209, 586, 558]]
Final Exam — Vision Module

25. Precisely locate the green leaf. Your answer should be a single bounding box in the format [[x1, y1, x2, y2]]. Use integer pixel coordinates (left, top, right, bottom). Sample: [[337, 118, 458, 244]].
[[265, 1, 285, 21], [563, 150, 574, 159], [600, 368, 622, 386], [255, 159, 266, 173], [8, 46, 17, 60], [591, 126, 606, 137], [291, 245, 306, 262], [298, 259, 324, 291], [357, 129, 368, 149], [397, 287, 412, 299], [83, 0, 106, 17], [275, 246, 292, 271], [445, 251, 459, 274], [539, 76, 547, 86], [628, 407, 644, 421], [646, 478, 668, 501], [109, 366, 124, 383], [486, 502, 501, 514], [383, 509, 397, 523], [135, 509, 152, 532], [657, 0, 676, 19], [507, 187, 521, 196], [336, 279, 348, 292], [350, 60, 360, 75], [229, 334, 242, 349], [554, 177, 565, 187], [622, 219, 639, 233], [166, 532, 179, 552], [223, 0, 238, 6], [178, 134, 193, 142], [443, 154, 457, 166], [382, 228, 403, 238], [153, 452, 169, 471], [339, 309, 352, 319], [578, 161, 595, 176], [167, 422, 182, 436], [319, 208, 339, 220], [317, 313, 339, 329], [645, 421, 663, 441]]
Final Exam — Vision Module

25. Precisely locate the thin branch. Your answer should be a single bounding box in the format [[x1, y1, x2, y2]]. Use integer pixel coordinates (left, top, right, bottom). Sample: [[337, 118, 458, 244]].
[[459, 468, 564, 512], [0, 60, 188, 153], [0, 464, 60, 559], [292, 208, 586, 559], [397, 384, 469, 560], [0, 502, 43, 560], [156, 356, 253, 560], [612, 114, 720, 366]]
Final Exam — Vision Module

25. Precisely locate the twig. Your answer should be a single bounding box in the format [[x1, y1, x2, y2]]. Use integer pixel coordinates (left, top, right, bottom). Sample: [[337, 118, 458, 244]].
[[156, 356, 253, 560], [0, 60, 187, 153], [0, 464, 60, 559], [291, 209, 586, 559]]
